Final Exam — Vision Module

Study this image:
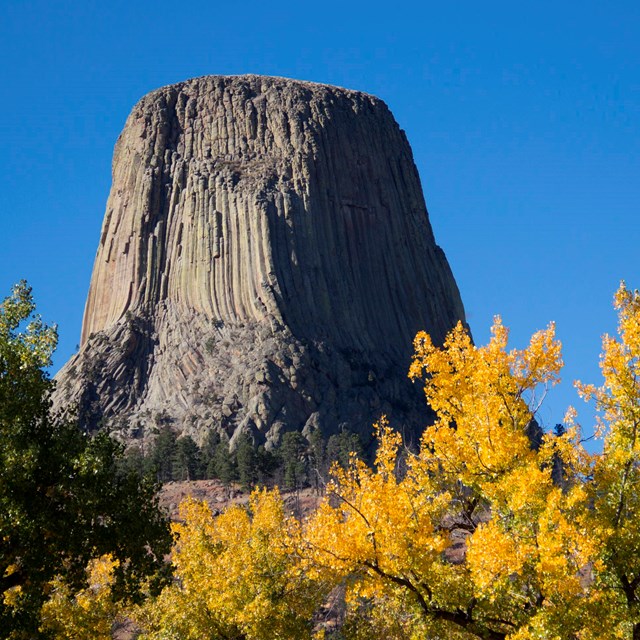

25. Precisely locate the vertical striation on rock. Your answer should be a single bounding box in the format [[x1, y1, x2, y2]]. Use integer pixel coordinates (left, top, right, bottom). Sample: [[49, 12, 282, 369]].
[[54, 75, 466, 447]]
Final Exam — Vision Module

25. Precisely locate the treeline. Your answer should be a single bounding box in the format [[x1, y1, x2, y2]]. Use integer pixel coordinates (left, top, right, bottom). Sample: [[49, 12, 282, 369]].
[[121, 426, 364, 490]]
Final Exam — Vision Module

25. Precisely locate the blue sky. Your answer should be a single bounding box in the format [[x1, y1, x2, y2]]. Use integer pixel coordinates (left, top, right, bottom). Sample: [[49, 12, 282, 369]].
[[1, 0, 639, 443]]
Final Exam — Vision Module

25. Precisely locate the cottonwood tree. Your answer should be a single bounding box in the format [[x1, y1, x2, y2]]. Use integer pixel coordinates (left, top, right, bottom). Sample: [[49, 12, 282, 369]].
[[575, 284, 640, 639], [39, 555, 122, 639], [304, 317, 594, 639], [0, 282, 172, 638], [135, 489, 328, 639]]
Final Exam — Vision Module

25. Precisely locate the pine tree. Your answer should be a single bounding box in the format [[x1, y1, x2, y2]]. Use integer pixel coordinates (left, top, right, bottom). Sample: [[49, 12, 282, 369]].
[[326, 430, 363, 469], [213, 435, 237, 487], [201, 429, 222, 479], [307, 428, 326, 492], [278, 432, 308, 490], [235, 433, 257, 490], [255, 445, 279, 485], [173, 436, 202, 481], [147, 426, 177, 482]]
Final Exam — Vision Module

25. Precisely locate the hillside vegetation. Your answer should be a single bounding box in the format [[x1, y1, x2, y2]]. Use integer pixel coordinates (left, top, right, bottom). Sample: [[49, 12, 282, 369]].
[[4, 282, 640, 638]]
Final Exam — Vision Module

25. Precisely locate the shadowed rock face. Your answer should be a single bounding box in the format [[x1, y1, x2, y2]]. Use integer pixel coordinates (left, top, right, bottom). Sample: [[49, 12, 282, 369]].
[[54, 75, 466, 447]]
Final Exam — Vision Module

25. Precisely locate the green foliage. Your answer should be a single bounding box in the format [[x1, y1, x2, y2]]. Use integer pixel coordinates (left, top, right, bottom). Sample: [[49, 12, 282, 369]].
[[255, 444, 279, 484], [326, 430, 364, 469], [278, 431, 308, 489], [0, 282, 172, 638], [307, 428, 326, 489], [121, 420, 366, 492], [146, 426, 177, 482], [212, 433, 237, 485], [204, 335, 216, 355], [200, 428, 222, 475], [173, 435, 202, 481], [119, 444, 146, 477], [236, 432, 257, 489]]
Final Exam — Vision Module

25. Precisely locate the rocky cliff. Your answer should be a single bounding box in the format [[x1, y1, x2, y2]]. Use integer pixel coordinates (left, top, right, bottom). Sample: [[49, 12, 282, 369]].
[[54, 75, 466, 448]]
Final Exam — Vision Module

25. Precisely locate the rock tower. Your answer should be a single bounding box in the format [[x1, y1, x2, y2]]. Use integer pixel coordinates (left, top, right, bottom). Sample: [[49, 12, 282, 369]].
[[54, 75, 466, 448]]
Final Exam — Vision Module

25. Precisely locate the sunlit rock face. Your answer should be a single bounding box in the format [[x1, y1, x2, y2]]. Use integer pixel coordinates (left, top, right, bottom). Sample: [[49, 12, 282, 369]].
[[54, 75, 466, 447]]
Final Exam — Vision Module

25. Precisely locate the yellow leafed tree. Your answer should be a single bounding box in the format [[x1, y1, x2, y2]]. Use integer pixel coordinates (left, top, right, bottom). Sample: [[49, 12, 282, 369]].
[[304, 318, 595, 639], [135, 488, 328, 639], [575, 283, 640, 640], [39, 555, 122, 640]]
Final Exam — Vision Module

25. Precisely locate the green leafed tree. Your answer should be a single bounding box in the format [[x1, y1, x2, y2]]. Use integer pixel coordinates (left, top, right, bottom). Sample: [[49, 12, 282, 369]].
[[0, 282, 172, 638]]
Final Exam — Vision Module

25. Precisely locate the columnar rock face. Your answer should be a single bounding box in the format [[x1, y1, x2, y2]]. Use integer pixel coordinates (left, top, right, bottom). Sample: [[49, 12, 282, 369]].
[[54, 75, 466, 448]]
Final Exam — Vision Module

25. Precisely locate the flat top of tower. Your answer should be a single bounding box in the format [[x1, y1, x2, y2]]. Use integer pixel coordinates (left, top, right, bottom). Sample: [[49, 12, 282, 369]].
[[135, 74, 385, 112]]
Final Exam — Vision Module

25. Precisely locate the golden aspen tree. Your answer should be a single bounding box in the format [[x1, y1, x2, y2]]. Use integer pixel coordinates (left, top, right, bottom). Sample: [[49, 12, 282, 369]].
[[576, 283, 640, 640], [135, 488, 328, 639], [304, 319, 593, 639], [39, 556, 122, 640]]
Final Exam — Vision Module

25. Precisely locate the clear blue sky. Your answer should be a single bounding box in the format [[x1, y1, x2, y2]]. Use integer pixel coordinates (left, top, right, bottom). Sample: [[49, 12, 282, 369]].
[[1, 0, 639, 444]]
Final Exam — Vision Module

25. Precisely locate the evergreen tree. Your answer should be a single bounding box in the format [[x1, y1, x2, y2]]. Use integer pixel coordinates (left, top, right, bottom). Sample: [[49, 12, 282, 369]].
[[307, 428, 326, 492], [147, 426, 177, 482], [326, 430, 363, 469], [278, 432, 308, 490], [213, 435, 237, 486], [119, 444, 146, 478], [235, 433, 257, 490], [255, 445, 279, 485], [553, 423, 566, 437], [201, 429, 222, 479], [173, 436, 202, 481]]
